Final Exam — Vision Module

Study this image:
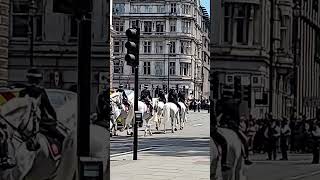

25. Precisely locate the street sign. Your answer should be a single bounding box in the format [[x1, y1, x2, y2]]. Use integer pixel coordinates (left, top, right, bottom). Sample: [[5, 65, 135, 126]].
[[303, 97, 320, 107], [135, 111, 143, 123], [79, 158, 103, 180]]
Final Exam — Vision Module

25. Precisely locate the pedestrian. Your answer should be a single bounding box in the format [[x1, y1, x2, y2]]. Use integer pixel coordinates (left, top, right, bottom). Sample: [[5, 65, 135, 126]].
[[311, 109, 320, 164], [280, 118, 291, 160], [289, 113, 297, 152]]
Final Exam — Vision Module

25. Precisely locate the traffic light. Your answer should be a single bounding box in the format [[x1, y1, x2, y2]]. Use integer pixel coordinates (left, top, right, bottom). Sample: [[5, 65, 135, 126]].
[[234, 76, 241, 99], [125, 28, 140, 67], [243, 85, 251, 108]]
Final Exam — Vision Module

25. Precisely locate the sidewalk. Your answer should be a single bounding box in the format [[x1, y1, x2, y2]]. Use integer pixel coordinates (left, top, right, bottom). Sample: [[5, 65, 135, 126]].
[[111, 143, 209, 180]]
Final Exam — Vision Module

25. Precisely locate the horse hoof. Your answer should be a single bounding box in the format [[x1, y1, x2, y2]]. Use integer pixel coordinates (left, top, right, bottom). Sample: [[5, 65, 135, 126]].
[[156, 127, 159, 130], [164, 131, 166, 134], [131, 132, 133, 136], [171, 130, 174, 133], [174, 128, 177, 131]]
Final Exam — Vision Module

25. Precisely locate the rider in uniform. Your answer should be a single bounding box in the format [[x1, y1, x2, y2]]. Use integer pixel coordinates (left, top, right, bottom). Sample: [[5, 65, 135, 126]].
[[158, 89, 166, 103], [116, 85, 130, 110], [96, 89, 110, 129], [178, 90, 188, 114], [19, 68, 65, 151], [213, 100, 252, 171], [140, 85, 153, 115], [168, 88, 181, 112]]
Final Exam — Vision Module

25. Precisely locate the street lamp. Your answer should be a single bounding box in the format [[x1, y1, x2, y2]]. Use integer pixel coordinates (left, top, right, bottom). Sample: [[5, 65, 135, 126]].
[[167, 42, 172, 92], [28, 0, 37, 67]]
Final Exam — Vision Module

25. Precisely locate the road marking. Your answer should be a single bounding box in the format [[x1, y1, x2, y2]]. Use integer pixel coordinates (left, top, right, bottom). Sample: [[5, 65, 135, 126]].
[[193, 124, 203, 127], [110, 147, 158, 158], [286, 170, 320, 180]]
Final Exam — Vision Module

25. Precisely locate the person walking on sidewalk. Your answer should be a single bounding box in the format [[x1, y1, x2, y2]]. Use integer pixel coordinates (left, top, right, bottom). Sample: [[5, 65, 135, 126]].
[[280, 118, 291, 160]]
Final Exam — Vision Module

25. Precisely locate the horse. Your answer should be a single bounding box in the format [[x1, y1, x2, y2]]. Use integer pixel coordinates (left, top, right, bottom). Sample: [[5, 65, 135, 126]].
[[153, 98, 165, 131], [0, 95, 77, 180], [162, 102, 180, 133], [211, 127, 247, 180], [178, 101, 187, 130], [109, 96, 122, 136]]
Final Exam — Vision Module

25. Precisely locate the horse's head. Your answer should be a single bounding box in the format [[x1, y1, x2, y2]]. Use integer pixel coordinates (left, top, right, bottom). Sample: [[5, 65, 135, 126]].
[[0, 96, 40, 140]]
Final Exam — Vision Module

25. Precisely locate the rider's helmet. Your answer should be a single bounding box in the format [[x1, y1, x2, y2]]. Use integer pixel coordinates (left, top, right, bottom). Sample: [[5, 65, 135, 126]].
[[26, 68, 43, 85], [144, 85, 148, 89]]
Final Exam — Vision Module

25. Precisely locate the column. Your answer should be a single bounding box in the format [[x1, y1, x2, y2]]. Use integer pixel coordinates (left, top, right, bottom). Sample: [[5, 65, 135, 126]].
[[0, 0, 9, 85]]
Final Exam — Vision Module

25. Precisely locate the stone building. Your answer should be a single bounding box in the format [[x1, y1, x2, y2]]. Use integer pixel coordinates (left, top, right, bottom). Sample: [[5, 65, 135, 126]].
[[0, 0, 9, 85], [7, 0, 109, 112], [112, 0, 210, 99]]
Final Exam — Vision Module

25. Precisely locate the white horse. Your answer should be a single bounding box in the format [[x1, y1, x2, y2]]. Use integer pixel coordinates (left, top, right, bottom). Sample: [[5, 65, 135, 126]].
[[178, 102, 187, 129], [110, 95, 122, 136], [211, 128, 247, 180], [153, 98, 165, 131], [0, 95, 77, 180], [162, 102, 180, 133]]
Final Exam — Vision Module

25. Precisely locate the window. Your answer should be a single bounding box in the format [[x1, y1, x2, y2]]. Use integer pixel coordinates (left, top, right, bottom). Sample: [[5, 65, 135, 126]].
[[169, 62, 176, 75], [144, 21, 152, 33], [280, 15, 289, 51], [157, 5, 165, 13], [114, 41, 120, 53], [227, 75, 233, 83], [253, 77, 259, 84], [70, 16, 78, 38], [156, 21, 165, 33], [12, 0, 32, 37], [224, 4, 232, 42], [235, 4, 251, 44], [114, 19, 124, 32], [170, 19, 176, 32], [182, 4, 191, 14], [114, 61, 123, 74], [144, 5, 153, 13], [154, 62, 163, 76], [180, 41, 191, 54], [155, 41, 163, 53], [113, 3, 125, 14], [171, 3, 176, 13], [169, 42, 176, 54], [130, 20, 138, 28], [143, 62, 151, 75], [182, 20, 191, 33], [143, 41, 151, 53], [131, 5, 141, 13], [180, 63, 190, 76]]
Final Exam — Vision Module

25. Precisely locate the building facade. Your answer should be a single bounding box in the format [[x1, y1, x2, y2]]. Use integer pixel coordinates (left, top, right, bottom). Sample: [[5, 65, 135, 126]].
[[211, 0, 295, 119], [295, 0, 320, 118], [0, 0, 9, 85], [8, 0, 109, 112], [112, 0, 210, 99]]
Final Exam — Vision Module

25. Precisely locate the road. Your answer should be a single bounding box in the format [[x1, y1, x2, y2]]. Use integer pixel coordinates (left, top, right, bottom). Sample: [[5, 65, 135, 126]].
[[246, 153, 320, 180], [110, 110, 210, 156]]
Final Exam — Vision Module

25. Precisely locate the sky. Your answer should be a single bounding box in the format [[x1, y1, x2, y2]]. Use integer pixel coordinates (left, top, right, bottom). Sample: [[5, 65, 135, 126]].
[[200, 0, 210, 14]]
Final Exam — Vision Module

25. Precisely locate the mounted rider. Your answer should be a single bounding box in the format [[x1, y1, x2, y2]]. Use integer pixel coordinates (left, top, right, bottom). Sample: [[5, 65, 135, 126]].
[[178, 90, 188, 113], [96, 89, 110, 129], [168, 88, 181, 113], [213, 100, 252, 171], [19, 68, 65, 152], [140, 85, 153, 115], [116, 85, 130, 111], [158, 89, 166, 103]]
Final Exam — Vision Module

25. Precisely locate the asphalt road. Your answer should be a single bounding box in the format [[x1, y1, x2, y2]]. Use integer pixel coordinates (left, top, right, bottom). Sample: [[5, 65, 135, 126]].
[[110, 110, 210, 156]]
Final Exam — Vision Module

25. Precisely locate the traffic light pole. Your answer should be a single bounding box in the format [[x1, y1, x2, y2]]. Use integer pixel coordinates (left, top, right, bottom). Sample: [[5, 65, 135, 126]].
[[133, 64, 139, 160], [133, 21, 140, 160], [77, 13, 91, 158]]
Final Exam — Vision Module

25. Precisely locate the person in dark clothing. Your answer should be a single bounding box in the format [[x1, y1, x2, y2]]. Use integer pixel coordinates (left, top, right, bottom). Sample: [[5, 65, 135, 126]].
[[19, 68, 65, 152], [178, 90, 188, 114], [312, 109, 320, 164], [280, 118, 291, 160], [116, 85, 130, 110], [95, 89, 110, 129], [140, 85, 153, 115], [0, 122, 16, 169], [155, 86, 160, 98], [158, 89, 166, 103], [168, 88, 181, 112]]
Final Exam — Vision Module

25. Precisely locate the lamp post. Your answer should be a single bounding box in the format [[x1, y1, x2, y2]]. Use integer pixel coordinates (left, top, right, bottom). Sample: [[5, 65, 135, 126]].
[[293, 0, 301, 116], [28, 0, 37, 67], [167, 42, 171, 92]]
